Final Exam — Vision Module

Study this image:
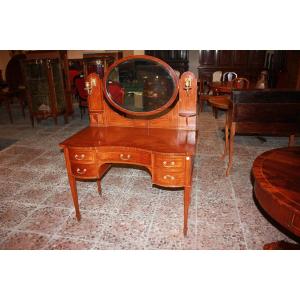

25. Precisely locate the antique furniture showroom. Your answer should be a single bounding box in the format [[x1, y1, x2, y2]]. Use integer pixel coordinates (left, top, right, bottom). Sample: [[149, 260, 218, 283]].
[[0, 50, 300, 250]]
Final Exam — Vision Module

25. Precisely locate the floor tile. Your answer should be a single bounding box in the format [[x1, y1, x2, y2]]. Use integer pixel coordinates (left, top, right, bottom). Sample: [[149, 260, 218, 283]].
[[19, 207, 71, 235], [45, 236, 94, 250], [0, 232, 50, 250]]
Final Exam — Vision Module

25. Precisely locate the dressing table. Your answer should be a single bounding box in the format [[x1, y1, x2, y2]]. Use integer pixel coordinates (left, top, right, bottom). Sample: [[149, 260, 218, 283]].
[[59, 55, 198, 235]]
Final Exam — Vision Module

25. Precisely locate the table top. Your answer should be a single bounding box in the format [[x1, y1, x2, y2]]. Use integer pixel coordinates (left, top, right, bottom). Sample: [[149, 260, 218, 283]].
[[208, 81, 234, 94], [208, 96, 231, 110], [59, 126, 197, 155], [252, 147, 300, 237]]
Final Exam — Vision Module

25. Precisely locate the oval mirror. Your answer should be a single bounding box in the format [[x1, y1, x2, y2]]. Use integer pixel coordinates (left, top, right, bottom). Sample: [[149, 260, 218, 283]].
[[103, 55, 179, 116]]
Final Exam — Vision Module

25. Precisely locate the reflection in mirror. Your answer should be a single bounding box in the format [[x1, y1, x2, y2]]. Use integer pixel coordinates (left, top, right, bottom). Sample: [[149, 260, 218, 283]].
[[106, 59, 175, 112]]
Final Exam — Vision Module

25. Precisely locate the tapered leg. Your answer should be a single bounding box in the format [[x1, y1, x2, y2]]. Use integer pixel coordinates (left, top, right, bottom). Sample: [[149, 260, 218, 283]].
[[288, 134, 295, 147], [199, 99, 204, 112], [226, 123, 236, 176], [213, 106, 218, 119], [68, 174, 81, 221], [63, 148, 81, 221], [80, 106, 83, 119], [97, 179, 102, 196], [222, 111, 229, 159], [30, 115, 34, 127], [183, 186, 191, 236], [64, 113, 68, 124], [4, 98, 13, 123]]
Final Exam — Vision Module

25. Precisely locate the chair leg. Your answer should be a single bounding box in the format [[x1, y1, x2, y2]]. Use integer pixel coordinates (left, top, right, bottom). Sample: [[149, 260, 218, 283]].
[[288, 134, 295, 147], [19, 96, 26, 119], [3, 97, 13, 123], [222, 112, 229, 159], [213, 106, 218, 119], [80, 106, 83, 119], [199, 99, 204, 112], [226, 123, 236, 176]]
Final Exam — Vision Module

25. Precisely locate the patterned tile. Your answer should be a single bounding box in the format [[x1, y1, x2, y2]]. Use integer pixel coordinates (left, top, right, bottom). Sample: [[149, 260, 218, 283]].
[[45, 236, 94, 250], [0, 202, 36, 229], [57, 211, 109, 240], [0, 232, 50, 250], [19, 207, 71, 234]]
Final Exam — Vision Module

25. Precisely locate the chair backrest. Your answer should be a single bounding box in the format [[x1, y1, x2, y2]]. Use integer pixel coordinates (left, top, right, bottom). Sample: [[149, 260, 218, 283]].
[[212, 71, 222, 82], [255, 70, 268, 89], [107, 81, 125, 104], [232, 77, 250, 89], [74, 75, 88, 100], [5, 54, 26, 91], [223, 72, 237, 82], [231, 89, 300, 135], [69, 69, 80, 87]]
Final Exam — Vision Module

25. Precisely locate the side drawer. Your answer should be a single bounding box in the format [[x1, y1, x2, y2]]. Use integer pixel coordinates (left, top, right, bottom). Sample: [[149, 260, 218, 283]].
[[154, 154, 185, 171], [69, 148, 95, 163], [71, 163, 98, 178], [97, 150, 151, 165], [153, 170, 185, 187]]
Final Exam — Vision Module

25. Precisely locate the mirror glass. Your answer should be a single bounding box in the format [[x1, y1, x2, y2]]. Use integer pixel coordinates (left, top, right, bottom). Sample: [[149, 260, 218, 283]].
[[105, 58, 176, 113]]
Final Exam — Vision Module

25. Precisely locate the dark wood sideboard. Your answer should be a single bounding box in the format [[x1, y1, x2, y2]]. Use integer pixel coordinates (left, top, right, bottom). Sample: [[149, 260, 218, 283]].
[[145, 51, 189, 74], [198, 50, 266, 83]]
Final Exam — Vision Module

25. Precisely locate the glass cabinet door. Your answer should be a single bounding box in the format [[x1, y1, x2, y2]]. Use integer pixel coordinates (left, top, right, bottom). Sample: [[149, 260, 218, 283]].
[[51, 59, 66, 114], [24, 60, 51, 114]]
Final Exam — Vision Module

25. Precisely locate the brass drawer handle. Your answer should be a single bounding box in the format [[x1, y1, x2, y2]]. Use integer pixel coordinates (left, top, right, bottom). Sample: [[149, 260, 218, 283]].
[[163, 174, 175, 180], [163, 161, 175, 167], [120, 154, 131, 161], [76, 168, 87, 175], [74, 154, 85, 160]]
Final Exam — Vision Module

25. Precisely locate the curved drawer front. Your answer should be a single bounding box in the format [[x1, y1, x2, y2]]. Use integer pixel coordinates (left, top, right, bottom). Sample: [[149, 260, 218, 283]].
[[71, 163, 98, 178], [69, 148, 95, 163], [153, 171, 185, 187], [97, 150, 151, 165], [154, 154, 185, 172]]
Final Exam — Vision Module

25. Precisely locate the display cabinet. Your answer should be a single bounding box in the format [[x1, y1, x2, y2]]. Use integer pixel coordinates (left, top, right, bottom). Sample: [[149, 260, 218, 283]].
[[83, 52, 123, 79], [145, 50, 189, 74], [22, 51, 73, 126]]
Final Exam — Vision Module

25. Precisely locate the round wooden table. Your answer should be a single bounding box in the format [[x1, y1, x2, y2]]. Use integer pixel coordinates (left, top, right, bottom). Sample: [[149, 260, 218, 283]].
[[252, 147, 300, 249], [209, 81, 234, 94]]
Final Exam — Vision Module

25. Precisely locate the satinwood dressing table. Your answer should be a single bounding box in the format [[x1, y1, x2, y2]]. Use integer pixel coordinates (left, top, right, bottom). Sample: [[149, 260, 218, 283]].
[[59, 55, 198, 235]]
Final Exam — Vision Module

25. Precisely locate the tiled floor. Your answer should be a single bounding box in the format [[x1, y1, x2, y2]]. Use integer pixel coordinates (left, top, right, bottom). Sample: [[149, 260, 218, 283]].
[[0, 102, 298, 249]]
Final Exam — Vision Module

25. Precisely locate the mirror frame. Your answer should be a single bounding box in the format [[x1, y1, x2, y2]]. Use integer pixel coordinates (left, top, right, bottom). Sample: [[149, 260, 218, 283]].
[[103, 55, 179, 116]]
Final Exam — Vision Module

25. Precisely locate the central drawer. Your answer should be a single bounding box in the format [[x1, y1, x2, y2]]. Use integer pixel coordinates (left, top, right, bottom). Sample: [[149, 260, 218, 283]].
[[97, 150, 151, 165]]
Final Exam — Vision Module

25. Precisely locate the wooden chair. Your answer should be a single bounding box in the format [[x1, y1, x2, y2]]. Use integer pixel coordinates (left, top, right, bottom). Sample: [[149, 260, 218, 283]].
[[222, 72, 237, 82], [74, 74, 88, 119], [0, 89, 13, 123], [198, 78, 211, 112], [4, 54, 27, 118], [212, 71, 222, 82], [224, 89, 300, 176], [198, 72, 223, 112], [232, 77, 250, 89]]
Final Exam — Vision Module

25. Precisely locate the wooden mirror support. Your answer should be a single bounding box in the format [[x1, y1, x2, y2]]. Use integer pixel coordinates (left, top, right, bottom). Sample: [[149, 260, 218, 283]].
[[59, 55, 198, 236]]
